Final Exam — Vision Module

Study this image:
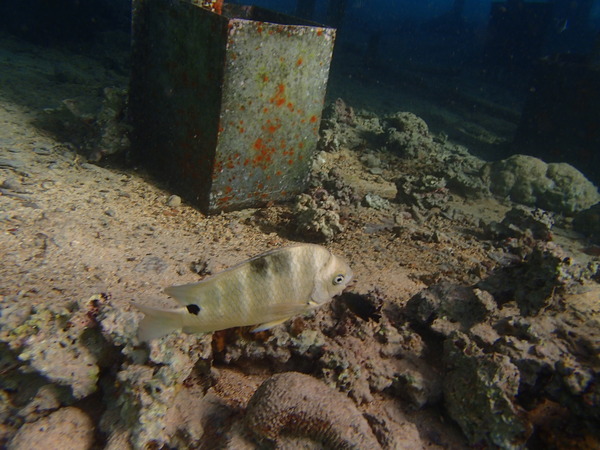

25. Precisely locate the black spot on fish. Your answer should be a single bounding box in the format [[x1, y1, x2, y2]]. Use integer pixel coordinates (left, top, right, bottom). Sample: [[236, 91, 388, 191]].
[[186, 304, 201, 315]]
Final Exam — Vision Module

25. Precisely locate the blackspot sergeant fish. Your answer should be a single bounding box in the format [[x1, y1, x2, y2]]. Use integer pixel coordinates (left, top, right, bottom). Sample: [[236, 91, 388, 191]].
[[134, 244, 353, 341]]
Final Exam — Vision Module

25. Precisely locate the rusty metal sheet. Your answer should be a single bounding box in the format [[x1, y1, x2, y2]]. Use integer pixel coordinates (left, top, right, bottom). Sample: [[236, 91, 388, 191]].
[[129, 1, 336, 213]]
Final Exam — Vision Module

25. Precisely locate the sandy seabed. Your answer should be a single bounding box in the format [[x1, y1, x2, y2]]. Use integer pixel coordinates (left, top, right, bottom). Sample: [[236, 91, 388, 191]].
[[1, 31, 599, 449]]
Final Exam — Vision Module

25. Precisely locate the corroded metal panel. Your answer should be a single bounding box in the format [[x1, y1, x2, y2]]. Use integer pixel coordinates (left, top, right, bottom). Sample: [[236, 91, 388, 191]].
[[129, 1, 335, 213]]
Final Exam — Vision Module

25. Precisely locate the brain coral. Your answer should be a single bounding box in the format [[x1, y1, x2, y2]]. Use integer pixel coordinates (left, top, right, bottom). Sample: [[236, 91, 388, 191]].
[[245, 372, 381, 449]]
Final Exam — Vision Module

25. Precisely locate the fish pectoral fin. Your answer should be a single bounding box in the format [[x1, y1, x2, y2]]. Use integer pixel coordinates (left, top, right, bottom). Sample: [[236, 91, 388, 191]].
[[250, 302, 312, 332], [251, 317, 291, 333], [269, 302, 312, 315]]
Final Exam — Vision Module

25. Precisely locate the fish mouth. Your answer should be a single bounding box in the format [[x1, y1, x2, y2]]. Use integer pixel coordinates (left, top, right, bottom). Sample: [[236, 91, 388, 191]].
[[344, 277, 358, 291]]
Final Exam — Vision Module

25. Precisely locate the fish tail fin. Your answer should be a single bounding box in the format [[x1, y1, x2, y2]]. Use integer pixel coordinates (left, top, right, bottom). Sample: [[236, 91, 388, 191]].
[[133, 302, 186, 342], [164, 284, 204, 307]]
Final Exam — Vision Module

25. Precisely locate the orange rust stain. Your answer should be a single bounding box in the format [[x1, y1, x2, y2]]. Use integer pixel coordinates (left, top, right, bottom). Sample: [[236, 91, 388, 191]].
[[262, 74, 269, 82], [226, 161, 234, 169], [269, 84, 286, 108], [260, 193, 269, 199], [263, 107, 269, 113], [287, 102, 294, 112], [244, 159, 250, 166], [251, 137, 277, 170], [298, 155, 304, 160], [317, 29, 323, 36], [224, 185, 233, 194], [257, 25, 263, 33], [239, 128, 245, 133], [240, 105, 246, 111], [276, 170, 282, 176], [296, 58, 303, 66], [288, 159, 294, 165], [217, 195, 234, 205], [267, 124, 281, 134], [298, 142, 304, 148], [310, 115, 318, 123], [257, 182, 264, 190]]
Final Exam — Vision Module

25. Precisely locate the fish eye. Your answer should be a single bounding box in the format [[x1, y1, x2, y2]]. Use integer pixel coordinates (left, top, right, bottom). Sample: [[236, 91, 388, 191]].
[[333, 274, 345, 285]]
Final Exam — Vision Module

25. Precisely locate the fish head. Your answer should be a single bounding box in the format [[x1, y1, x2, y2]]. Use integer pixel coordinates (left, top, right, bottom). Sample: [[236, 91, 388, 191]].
[[312, 252, 353, 304]]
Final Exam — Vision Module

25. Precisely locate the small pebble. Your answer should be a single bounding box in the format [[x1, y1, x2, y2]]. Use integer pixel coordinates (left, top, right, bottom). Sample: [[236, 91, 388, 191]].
[[0, 157, 24, 169], [362, 153, 381, 168], [1, 178, 21, 191], [80, 163, 98, 170], [105, 209, 116, 217], [33, 146, 52, 156], [167, 195, 182, 207]]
